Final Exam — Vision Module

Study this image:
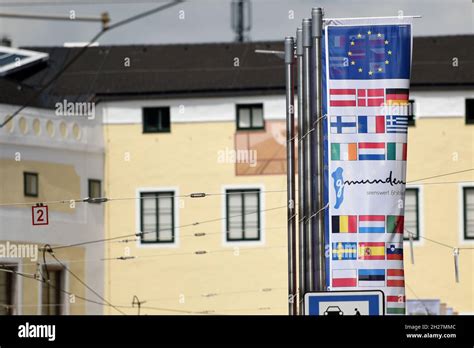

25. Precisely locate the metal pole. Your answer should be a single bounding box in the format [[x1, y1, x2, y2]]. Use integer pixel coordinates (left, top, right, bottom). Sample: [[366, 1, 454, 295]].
[[284, 36, 297, 316], [295, 27, 306, 315], [302, 18, 314, 293], [312, 7, 325, 291]]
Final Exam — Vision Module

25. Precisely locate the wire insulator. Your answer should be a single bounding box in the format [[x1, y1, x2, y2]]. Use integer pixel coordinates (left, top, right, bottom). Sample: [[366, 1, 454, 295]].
[[190, 193, 206, 198]]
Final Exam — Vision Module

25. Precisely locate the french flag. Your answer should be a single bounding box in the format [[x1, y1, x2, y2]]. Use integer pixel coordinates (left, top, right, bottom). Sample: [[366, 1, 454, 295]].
[[358, 115, 385, 133], [359, 215, 385, 233]]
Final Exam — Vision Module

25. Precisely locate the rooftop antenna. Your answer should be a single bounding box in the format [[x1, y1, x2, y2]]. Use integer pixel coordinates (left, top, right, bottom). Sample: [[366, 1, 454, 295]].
[[231, 0, 251, 42]]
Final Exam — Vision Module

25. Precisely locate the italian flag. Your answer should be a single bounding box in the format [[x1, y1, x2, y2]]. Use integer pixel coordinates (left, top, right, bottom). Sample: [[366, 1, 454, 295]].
[[387, 142, 407, 160]]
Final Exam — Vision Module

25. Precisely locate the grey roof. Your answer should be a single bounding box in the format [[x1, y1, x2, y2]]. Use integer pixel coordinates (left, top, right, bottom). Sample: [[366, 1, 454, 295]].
[[0, 35, 473, 109]]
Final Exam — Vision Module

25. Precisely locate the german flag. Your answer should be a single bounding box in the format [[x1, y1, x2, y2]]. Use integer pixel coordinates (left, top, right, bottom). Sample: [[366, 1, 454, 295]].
[[386, 88, 409, 105]]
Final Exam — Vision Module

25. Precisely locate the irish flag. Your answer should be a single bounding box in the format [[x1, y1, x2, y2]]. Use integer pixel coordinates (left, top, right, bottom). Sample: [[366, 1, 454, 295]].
[[331, 143, 357, 161]]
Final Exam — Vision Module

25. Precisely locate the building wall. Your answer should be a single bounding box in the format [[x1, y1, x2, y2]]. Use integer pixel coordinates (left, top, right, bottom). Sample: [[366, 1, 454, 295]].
[[0, 104, 105, 315], [103, 90, 474, 315]]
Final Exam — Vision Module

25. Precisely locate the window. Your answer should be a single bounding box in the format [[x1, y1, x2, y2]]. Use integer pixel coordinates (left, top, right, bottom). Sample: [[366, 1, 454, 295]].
[[463, 187, 474, 239], [24, 172, 38, 197], [41, 267, 63, 315], [0, 265, 15, 315], [466, 99, 474, 125], [237, 104, 264, 130], [408, 99, 415, 126], [403, 188, 419, 240], [88, 179, 102, 202], [143, 107, 170, 133], [140, 192, 175, 243], [226, 189, 261, 241]]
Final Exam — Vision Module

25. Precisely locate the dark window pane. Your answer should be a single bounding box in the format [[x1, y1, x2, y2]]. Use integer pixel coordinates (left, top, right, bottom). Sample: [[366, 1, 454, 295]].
[[408, 99, 415, 126], [143, 107, 171, 133], [88, 180, 101, 200], [41, 268, 62, 315], [24, 172, 38, 197], [466, 99, 474, 124]]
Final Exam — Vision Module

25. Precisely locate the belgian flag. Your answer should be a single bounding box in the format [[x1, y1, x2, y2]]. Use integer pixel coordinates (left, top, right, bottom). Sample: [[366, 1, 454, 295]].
[[332, 215, 357, 233]]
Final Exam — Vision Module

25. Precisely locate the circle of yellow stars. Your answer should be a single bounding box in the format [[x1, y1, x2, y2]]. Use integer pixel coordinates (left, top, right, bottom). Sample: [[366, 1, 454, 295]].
[[347, 29, 391, 77]]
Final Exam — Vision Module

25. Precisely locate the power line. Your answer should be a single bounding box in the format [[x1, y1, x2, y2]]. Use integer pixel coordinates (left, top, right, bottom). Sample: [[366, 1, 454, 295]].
[[0, 0, 174, 5], [0, 0, 183, 129], [46, 248, 127, 315], [407, 168, 474, 184], [0, 189, 287, 207], [52, 204, 286, 250]]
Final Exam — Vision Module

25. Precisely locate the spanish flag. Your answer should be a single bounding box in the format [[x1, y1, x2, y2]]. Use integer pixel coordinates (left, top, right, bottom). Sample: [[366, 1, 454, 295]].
[[358, 242, 385, 260], [386, 88, 409, 105]]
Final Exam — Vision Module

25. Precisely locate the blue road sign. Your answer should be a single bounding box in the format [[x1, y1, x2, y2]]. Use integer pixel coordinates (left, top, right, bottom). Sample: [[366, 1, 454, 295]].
[[305, 290, 384, 316]]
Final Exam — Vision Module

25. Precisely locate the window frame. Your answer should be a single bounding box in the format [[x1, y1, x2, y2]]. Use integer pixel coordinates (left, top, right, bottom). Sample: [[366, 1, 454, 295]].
[[463, 187, 474, 240], [142, 106, 171, 133], [139, 191, 176, 244], [407, 99, 416, 126], [88, 179, 102, 203], [40, 265, 64, 316], [225, 189, 261, 242], [403, 187, 420, 241], [465, 98, 474, 125], [236, 103, 265, 131], [0, 264, 16, 315], [23, 172, 38, 197]]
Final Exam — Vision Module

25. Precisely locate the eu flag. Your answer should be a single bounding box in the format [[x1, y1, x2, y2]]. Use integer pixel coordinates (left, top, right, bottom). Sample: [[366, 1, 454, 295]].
[[328, 24, 411, 80]]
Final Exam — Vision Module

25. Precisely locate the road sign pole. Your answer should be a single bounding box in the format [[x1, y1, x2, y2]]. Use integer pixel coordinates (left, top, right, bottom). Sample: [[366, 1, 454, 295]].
[[284, 36, 297, 316], [295, 27, 306, 314], [312, 7, 326, 292], [302, 18, 314, 293]]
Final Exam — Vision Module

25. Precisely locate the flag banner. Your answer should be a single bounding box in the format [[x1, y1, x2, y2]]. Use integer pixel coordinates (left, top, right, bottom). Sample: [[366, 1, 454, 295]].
[[323, 18, 412, 315]]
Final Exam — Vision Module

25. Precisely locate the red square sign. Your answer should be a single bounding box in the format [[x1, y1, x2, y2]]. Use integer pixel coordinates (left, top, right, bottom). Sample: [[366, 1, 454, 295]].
[[32, 206, 48, 226]]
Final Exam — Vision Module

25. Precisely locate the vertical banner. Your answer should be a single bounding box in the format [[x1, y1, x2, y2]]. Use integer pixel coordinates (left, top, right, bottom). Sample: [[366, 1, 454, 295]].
[[322, 18, 413, 315]]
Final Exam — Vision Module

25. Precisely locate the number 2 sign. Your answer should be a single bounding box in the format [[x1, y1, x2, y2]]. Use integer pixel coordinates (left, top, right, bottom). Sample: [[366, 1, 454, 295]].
[[32, 206, 49, 226]]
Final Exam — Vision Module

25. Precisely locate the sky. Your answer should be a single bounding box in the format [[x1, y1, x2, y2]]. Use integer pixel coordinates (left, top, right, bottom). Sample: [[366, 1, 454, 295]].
[[0, 0, 473, 47]]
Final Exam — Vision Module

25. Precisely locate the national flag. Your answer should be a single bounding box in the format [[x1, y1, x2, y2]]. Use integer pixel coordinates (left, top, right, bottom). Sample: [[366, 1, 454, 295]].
[[387, 215, 404, 234], [386, 88, 409, 105], [333, 35, 347, 48], [359, 215, 385, 233], [358, 115, 385, 133], [327, 24, 411, 80], [330, 89, 356, 107], [387, 243, 403, 260], [386, 115, 409, 134], [357, 89, 384, 107], [332, 269, 357, 287], [387, 142, 407, 160], [332, 242, 357, 261], [387, 269, 405, 287], [358, 269, 385, 287], [331, 143, 357, 161], [358, 142, 385, 160], [358, 242, 385, 260], [332, 215, 357, 233], [387, 295, 406, 315], [330, 116, 357, 134]]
